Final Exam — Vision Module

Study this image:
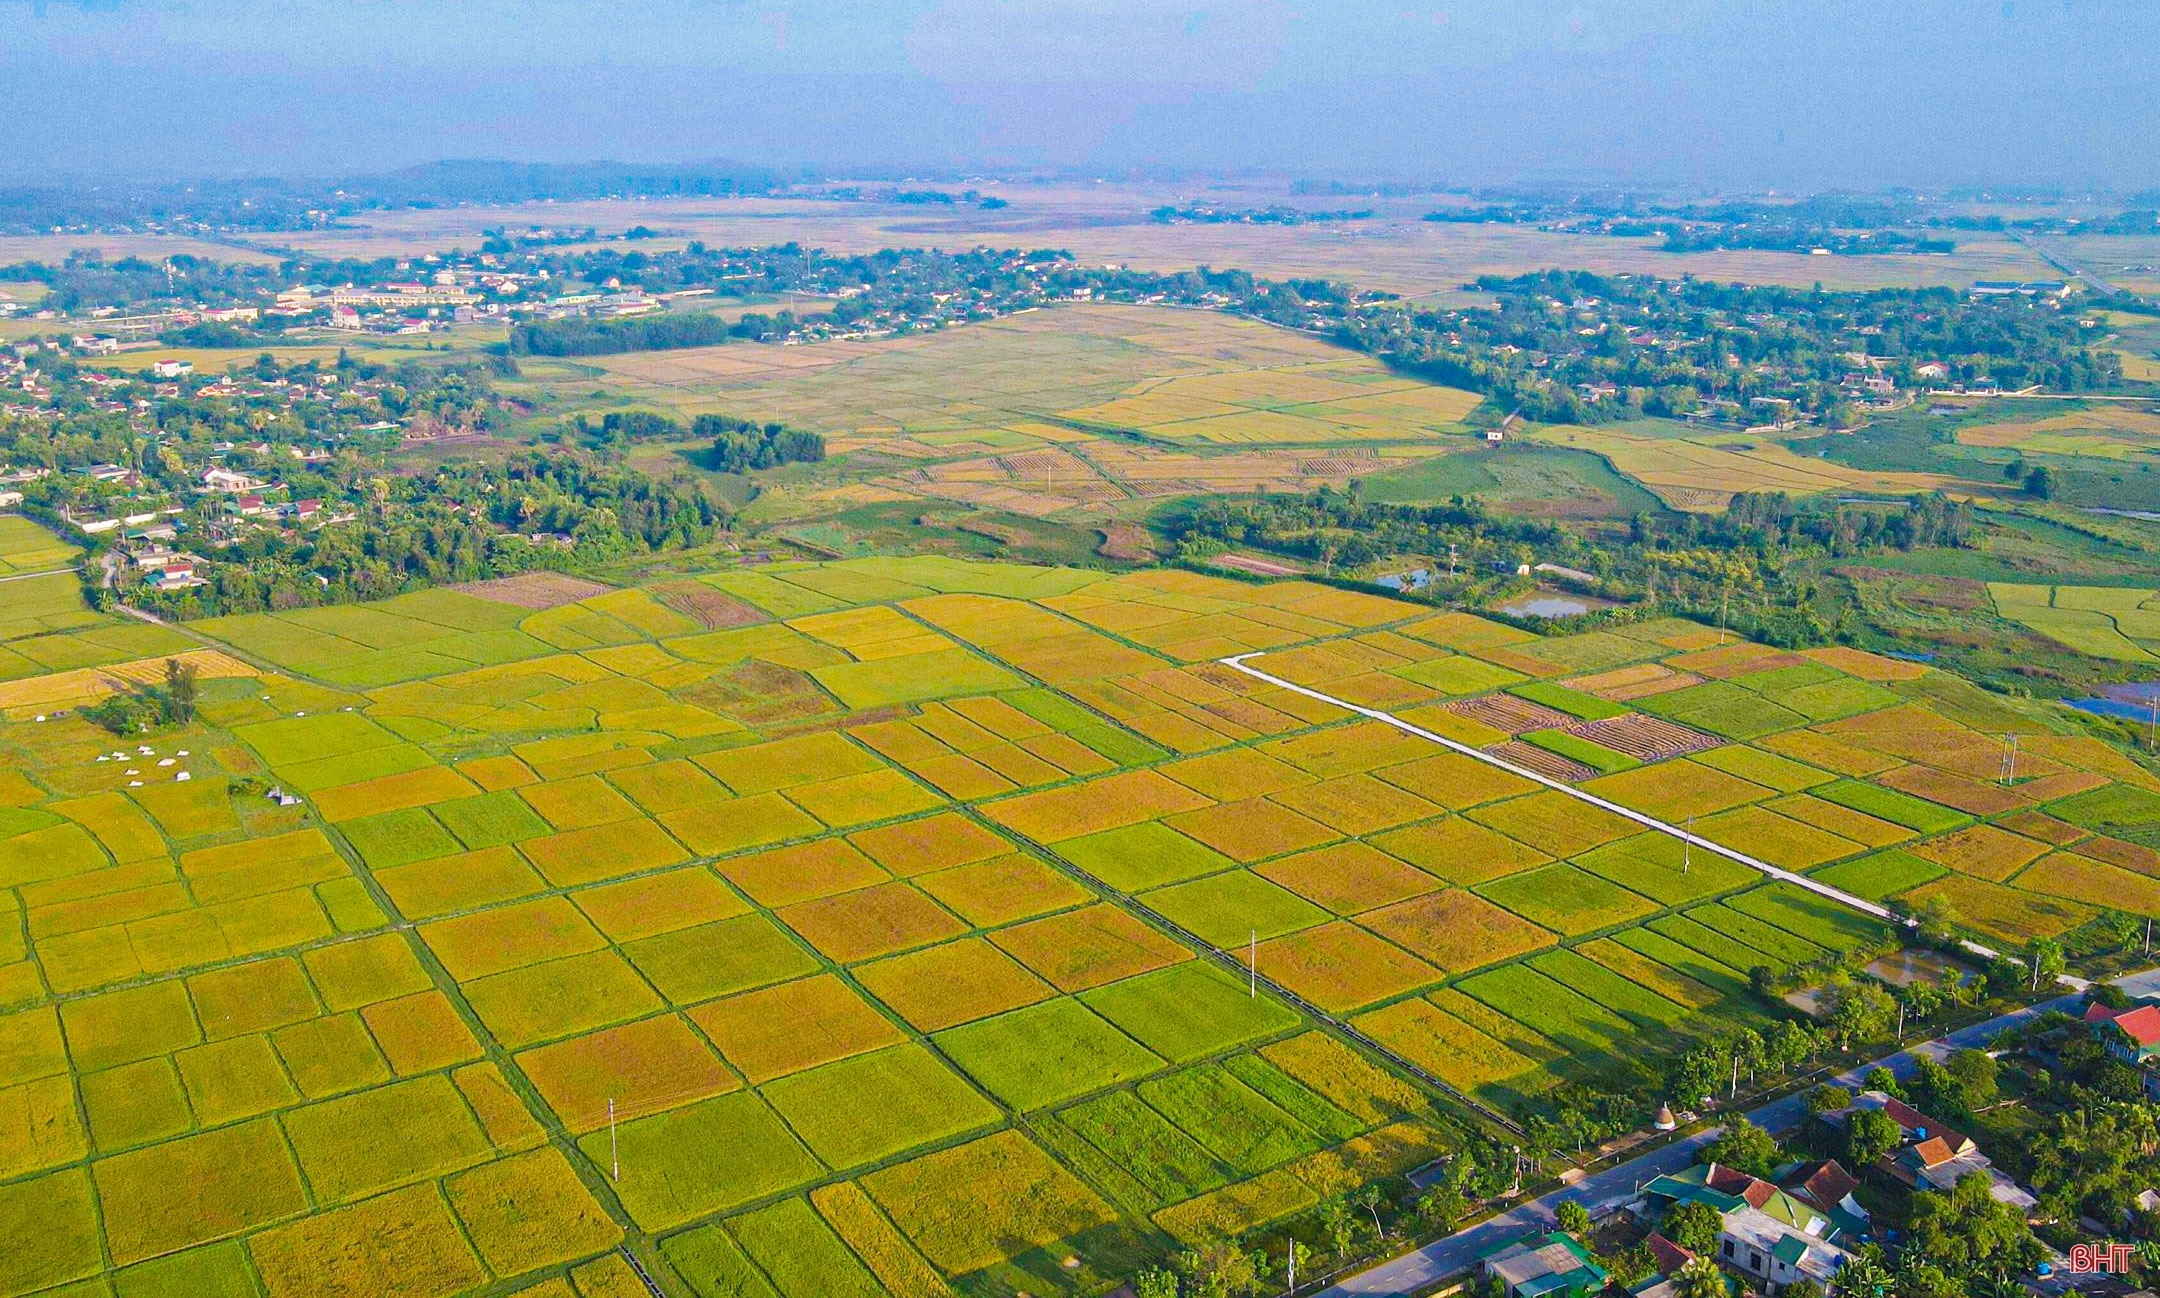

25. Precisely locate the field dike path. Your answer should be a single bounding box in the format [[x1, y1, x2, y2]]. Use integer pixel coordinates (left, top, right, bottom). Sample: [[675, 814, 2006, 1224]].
[[1216, 655, 1995, 958]]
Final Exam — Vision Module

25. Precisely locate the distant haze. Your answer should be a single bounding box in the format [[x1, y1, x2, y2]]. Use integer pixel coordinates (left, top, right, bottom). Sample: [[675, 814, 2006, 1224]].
[[5, 0, 2157, 191]]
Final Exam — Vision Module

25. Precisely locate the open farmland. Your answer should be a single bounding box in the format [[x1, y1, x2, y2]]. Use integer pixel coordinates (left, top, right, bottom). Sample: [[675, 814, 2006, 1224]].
[[581, 304, 1489, 524], [2, 554, 2153, 1294]]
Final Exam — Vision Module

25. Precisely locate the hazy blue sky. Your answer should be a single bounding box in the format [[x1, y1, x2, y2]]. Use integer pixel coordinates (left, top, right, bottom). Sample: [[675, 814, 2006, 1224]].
[[5, 0, 2156, 190]]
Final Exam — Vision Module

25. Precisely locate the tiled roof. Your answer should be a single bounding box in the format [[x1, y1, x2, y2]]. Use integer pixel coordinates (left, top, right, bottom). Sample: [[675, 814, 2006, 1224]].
[[1646, 1234, 1694, 1275], [1786, 1160, 1861, 1214], [2114, 1005, 2160, 1047]]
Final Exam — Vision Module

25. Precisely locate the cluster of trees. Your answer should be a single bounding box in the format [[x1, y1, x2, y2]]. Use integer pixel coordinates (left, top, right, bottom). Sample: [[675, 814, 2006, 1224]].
[[1169, 484, 1985, 654], [83, 659, 198, 735], [695, 414, 825, 473], [511, 311, 741, 356], [1716, 491, 1976, 554], [580, 410, 826, 472], [0, 250, 292, 312]]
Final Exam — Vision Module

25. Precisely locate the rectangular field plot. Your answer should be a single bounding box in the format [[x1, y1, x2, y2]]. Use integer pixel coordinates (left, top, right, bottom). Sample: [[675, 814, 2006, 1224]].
[[1475, 865, 1658, 935], [1455, 965, 1641, 1062]]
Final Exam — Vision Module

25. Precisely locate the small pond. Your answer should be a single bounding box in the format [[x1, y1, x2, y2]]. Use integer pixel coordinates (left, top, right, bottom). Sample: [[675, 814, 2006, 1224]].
[[1493, 593, 1602, 619]]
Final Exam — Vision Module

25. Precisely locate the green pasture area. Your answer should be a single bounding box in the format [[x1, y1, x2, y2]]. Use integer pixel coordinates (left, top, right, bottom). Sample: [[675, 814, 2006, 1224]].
[[7, 553, 2152, 1291]]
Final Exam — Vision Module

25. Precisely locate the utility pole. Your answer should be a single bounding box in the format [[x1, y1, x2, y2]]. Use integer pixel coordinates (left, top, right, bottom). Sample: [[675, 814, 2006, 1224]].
[[1683, 815, 1693, 875], [609, 1098, 619, 1182], [1731, 1054, 1739, 1099], [1249, 930, 1257, 999], [1897, 1000, 1905, 1042]]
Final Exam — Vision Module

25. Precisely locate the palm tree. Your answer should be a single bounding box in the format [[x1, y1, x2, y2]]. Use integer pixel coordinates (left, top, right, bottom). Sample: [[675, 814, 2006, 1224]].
[[1836, 1250, 1894, 1298], [1674, 1257, 1726, 1298]]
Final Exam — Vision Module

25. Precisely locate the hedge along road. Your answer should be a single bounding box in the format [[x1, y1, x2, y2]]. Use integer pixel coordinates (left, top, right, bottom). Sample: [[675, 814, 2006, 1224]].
[[1216, 654, 2002, 962]]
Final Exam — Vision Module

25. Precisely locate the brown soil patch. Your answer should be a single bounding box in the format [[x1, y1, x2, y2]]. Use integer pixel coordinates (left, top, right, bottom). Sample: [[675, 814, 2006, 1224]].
[[1097, 524, 1158, 562], [679, 661, 840, 726], [1485, 740, 1596, 783], [453, 572, 613, 610], [1445, 694, 1575, 735], [651, 579, 768, 629], [1568, 714, 1721, 761]]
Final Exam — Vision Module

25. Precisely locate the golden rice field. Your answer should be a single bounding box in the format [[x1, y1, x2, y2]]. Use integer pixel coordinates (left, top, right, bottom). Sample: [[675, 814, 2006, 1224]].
[[0, 555, 2148, 1295]]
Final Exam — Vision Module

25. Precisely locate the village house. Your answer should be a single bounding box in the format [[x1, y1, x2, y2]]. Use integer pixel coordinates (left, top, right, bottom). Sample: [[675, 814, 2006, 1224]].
[[2084, 1000, 2160, 1099], [1641, 1162, 1858, 1298], [200, 467, 266, 493], [1817, 1092, 2037, 1211], [1480, 1231, 1607, 1298]]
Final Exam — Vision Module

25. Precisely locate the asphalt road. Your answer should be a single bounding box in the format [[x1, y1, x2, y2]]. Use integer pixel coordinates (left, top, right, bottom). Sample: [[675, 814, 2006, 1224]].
[[1318, 976, 2135, 1297]]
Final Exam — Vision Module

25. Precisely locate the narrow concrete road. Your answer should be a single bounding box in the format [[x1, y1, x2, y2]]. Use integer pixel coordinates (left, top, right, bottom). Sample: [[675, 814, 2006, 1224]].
[[1318, 981, 2116, 1296], [1215, 656, 1976, 947], [0, 567, 73, 584]]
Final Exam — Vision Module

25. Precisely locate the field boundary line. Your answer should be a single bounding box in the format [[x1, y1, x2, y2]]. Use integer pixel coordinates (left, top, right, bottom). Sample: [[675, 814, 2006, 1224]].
[[1217, 653, 2002, 962]]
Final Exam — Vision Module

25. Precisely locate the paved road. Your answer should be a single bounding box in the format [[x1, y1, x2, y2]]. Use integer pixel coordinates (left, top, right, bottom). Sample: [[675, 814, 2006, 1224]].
[[1319, 979, 2128, 1296]]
